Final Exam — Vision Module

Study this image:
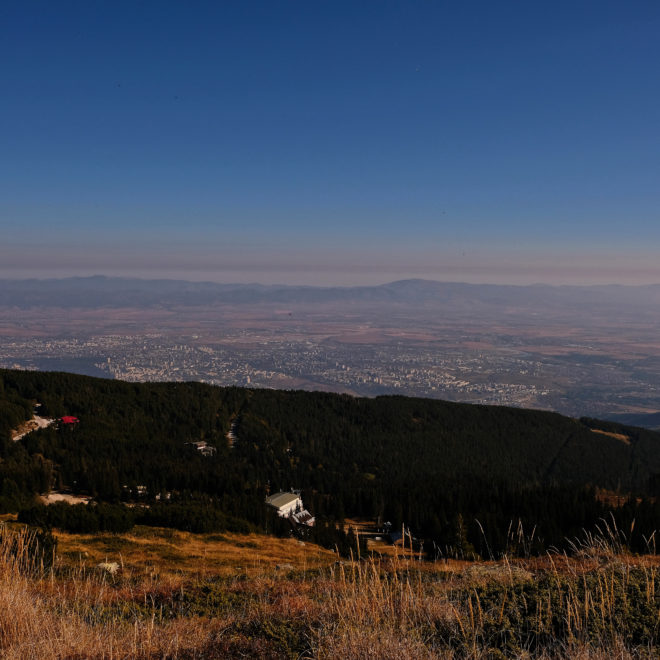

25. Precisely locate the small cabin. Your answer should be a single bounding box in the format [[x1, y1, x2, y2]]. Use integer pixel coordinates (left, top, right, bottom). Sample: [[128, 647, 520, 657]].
[[265, 491, 315, 527], [265, 491, 303, 518]]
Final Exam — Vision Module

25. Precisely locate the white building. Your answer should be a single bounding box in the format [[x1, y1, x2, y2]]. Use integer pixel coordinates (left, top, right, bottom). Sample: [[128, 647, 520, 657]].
[[265, 491, 303, 518]]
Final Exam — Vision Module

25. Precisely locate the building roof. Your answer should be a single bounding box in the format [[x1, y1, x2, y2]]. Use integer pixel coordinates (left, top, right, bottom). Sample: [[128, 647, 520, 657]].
[[265, 492, 301, 509], [291, 510, 315, 525]]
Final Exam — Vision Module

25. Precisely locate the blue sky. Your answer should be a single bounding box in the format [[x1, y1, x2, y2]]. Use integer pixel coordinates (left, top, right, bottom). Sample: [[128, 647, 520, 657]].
[[1, 1, 659, 285]]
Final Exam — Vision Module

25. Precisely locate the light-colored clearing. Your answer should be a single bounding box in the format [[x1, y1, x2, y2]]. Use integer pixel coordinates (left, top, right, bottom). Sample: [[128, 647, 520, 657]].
[[590, 428, 631, 445], [40, 493, 91, 506], [11, 415, 55, 441]]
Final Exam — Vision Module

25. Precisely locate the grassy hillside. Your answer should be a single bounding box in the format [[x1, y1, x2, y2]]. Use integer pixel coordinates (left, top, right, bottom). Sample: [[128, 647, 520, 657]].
[[0, 519, 659, 658], [2, 369, 660, 557]]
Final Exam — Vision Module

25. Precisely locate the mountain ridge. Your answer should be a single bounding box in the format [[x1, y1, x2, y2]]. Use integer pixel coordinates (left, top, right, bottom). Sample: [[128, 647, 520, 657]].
[[3, 275, 660, 308]]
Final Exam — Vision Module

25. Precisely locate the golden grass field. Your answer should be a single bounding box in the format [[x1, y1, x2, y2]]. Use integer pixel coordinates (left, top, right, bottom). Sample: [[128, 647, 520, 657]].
[[55, 525, 337, 580], [1, 517, 660, 659]]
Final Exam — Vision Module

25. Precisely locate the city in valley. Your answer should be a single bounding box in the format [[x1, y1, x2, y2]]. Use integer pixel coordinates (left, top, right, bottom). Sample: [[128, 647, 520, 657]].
[[1, 277, 660, 420]]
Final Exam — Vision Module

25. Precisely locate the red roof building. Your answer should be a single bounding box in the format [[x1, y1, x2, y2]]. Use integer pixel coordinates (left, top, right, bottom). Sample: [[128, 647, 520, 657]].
[[60, 416, 79, 425]]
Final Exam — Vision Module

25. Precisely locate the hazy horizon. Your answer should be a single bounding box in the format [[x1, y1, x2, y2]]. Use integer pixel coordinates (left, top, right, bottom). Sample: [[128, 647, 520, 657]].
[[2, 266, 660, 289], [2, 247, 660, 288]]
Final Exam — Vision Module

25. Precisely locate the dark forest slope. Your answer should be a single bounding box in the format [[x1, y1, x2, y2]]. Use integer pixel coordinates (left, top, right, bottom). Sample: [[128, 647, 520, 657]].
[[2, 369, 660, 555]]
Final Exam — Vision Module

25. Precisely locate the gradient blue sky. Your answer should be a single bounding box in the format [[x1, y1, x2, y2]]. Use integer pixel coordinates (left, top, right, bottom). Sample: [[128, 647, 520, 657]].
[[2, 1, 659, 285]]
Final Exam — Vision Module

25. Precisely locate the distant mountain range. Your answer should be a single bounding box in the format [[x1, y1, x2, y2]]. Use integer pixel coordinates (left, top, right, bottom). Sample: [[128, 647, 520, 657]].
[[2, 275, 660, 310]]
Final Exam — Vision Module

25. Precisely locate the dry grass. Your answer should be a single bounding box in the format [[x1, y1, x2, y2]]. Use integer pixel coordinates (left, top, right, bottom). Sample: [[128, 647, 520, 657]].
[[0, 522, 658, 659], [54, 525, 337, 579], [0, 527, 223, 659]]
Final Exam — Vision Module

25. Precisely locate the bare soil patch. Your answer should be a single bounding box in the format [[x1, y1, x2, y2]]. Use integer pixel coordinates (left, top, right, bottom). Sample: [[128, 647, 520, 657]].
[[11, 415, 55, 441], [40, 492, 91, 506], [590, 428, 631, 445]]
